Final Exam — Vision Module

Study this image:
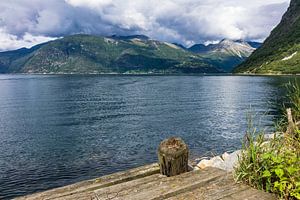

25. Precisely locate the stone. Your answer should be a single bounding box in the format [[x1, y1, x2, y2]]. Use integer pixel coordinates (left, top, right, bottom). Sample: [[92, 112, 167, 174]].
[[196, 150, 242, 172], [221, 150, 241, 171], [264, 133, 275, 140], [221, 152, 230, 160], [197, 159, 213, 169], [210, 156, 224, 168]]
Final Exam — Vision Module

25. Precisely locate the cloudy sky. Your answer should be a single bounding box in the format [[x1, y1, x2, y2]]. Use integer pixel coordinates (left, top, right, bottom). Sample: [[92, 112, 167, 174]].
[[0, 0, 290, 51]]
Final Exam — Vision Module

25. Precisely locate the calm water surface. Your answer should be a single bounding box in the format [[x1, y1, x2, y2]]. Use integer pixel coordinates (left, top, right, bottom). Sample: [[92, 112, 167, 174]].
[[0, 75, 297, 199]]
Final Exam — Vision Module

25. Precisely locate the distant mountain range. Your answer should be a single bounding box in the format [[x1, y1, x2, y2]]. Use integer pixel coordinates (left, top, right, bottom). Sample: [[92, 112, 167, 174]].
[[234, 0, 300, 74], [187, 40, 260, 54], [0, 34, 261, 74], [187, 39, 261, 72]]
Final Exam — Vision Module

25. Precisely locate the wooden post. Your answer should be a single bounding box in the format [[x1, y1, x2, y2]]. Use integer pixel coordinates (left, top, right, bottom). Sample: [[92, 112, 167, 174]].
[[157, 137, 189, 177], [286, 108, 295, 135]]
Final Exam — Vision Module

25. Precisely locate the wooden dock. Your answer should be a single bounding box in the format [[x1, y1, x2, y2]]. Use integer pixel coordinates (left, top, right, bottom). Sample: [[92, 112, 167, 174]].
[[16, 163, 276, 200]]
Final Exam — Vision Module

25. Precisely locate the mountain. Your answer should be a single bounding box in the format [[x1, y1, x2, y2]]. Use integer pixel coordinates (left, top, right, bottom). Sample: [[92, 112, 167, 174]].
[[234, 0, 300, 74], [188, 44, 209, 53], [0, 44, 46, 73], [207, 39, 255, 58], [109, 34, 150, 40], [172, 43, 187, 50], [188, 39, 260, 72], [247, 41, 262, 49], [0, 34, 261, 74], [0, 34, 222, 74]]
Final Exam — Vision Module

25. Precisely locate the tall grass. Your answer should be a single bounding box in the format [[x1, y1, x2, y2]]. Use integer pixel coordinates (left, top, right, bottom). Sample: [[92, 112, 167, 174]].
[[286, 80, 300, 122], [235, 80, 300, 200]]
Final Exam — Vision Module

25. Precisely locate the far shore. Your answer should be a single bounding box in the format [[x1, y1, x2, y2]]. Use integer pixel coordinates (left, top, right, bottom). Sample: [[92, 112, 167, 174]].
[[0, 72, 300, 76]]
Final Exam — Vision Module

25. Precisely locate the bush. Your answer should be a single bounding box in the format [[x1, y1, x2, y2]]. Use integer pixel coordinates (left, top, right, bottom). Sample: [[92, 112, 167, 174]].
[[235, 130, 300, 199], [235, 81, 300, 200]]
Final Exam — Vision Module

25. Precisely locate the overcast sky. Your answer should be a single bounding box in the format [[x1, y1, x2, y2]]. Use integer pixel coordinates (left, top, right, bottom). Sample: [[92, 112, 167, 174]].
[[0, 0, 290, 51]]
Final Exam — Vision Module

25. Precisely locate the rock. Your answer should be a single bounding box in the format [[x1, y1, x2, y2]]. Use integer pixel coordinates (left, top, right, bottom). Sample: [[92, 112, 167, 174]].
[[197, 159, 213, 169], [264, 133, 275, 140], [210, 156, 225, 169], [221, 152, 230, 160], [196, 156, 224, 170], [195, 157, 210, 162], [195, 150, 242, 172], [221, 150, 241, 171]]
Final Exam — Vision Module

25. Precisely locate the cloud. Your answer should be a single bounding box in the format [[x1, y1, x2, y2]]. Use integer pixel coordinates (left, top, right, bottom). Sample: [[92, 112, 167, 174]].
[[0, 29, 56, 51], [0, 0, 290, 51]]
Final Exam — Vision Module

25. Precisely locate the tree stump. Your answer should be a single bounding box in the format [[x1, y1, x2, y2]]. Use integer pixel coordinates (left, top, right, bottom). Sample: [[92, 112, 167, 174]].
[[157, 137, 189, 177]]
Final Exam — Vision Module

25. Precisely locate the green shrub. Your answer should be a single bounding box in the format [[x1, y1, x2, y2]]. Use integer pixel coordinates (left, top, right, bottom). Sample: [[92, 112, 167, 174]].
[[235, 130, 300, 199], [235, 81, 300, 200]]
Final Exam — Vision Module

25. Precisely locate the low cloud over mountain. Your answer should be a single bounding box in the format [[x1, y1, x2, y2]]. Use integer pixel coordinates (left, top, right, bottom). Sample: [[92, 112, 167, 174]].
[[0, 0, 289, 51]]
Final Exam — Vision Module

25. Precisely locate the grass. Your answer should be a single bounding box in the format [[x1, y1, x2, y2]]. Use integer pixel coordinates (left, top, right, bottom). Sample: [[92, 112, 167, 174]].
[[286, 81, 300, 121], [235, 81, 300, 200]]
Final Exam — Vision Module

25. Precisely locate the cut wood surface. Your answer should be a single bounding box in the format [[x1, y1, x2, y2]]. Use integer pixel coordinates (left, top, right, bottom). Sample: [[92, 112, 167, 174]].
[[158, 137, 189, 177], [16, 164, 276, 200]]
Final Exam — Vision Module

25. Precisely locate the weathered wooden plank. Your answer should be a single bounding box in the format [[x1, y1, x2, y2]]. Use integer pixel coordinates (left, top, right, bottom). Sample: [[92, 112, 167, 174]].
[[92, 174, 166, 200], [166, 173, 242, 200], [16, 165, 276, 200], [48, 174, 165, 200], [219, 187, 276, 200], [94, 167, 226, 200], [16, 163, 160, 200], [166, 172, 275, 200]]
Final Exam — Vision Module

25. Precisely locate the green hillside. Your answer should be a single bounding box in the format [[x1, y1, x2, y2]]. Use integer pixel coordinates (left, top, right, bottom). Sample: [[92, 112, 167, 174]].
[[234, 0, 300, 74], [0, 34, 221, 74]]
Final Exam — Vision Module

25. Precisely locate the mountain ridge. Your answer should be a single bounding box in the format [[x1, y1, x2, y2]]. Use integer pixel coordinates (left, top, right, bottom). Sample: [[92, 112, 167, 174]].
[[188, 39, 261, 72], [0, 34, 221, 74], [0, 35, 260, 74], [234, 0, 300, 74]]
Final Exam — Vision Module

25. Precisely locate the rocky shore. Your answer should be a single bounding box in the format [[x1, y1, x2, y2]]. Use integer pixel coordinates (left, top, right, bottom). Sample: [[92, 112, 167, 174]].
[[192, 133, 276, 172]]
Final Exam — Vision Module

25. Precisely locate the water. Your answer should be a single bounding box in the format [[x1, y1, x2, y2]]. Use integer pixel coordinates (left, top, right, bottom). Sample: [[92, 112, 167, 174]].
[[0, 74, 297, 199]]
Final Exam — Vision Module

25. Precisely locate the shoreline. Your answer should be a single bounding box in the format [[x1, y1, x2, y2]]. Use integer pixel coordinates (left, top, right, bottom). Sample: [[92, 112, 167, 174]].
[[234, 72, 300, 76], [0, 72, 299, 76]]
